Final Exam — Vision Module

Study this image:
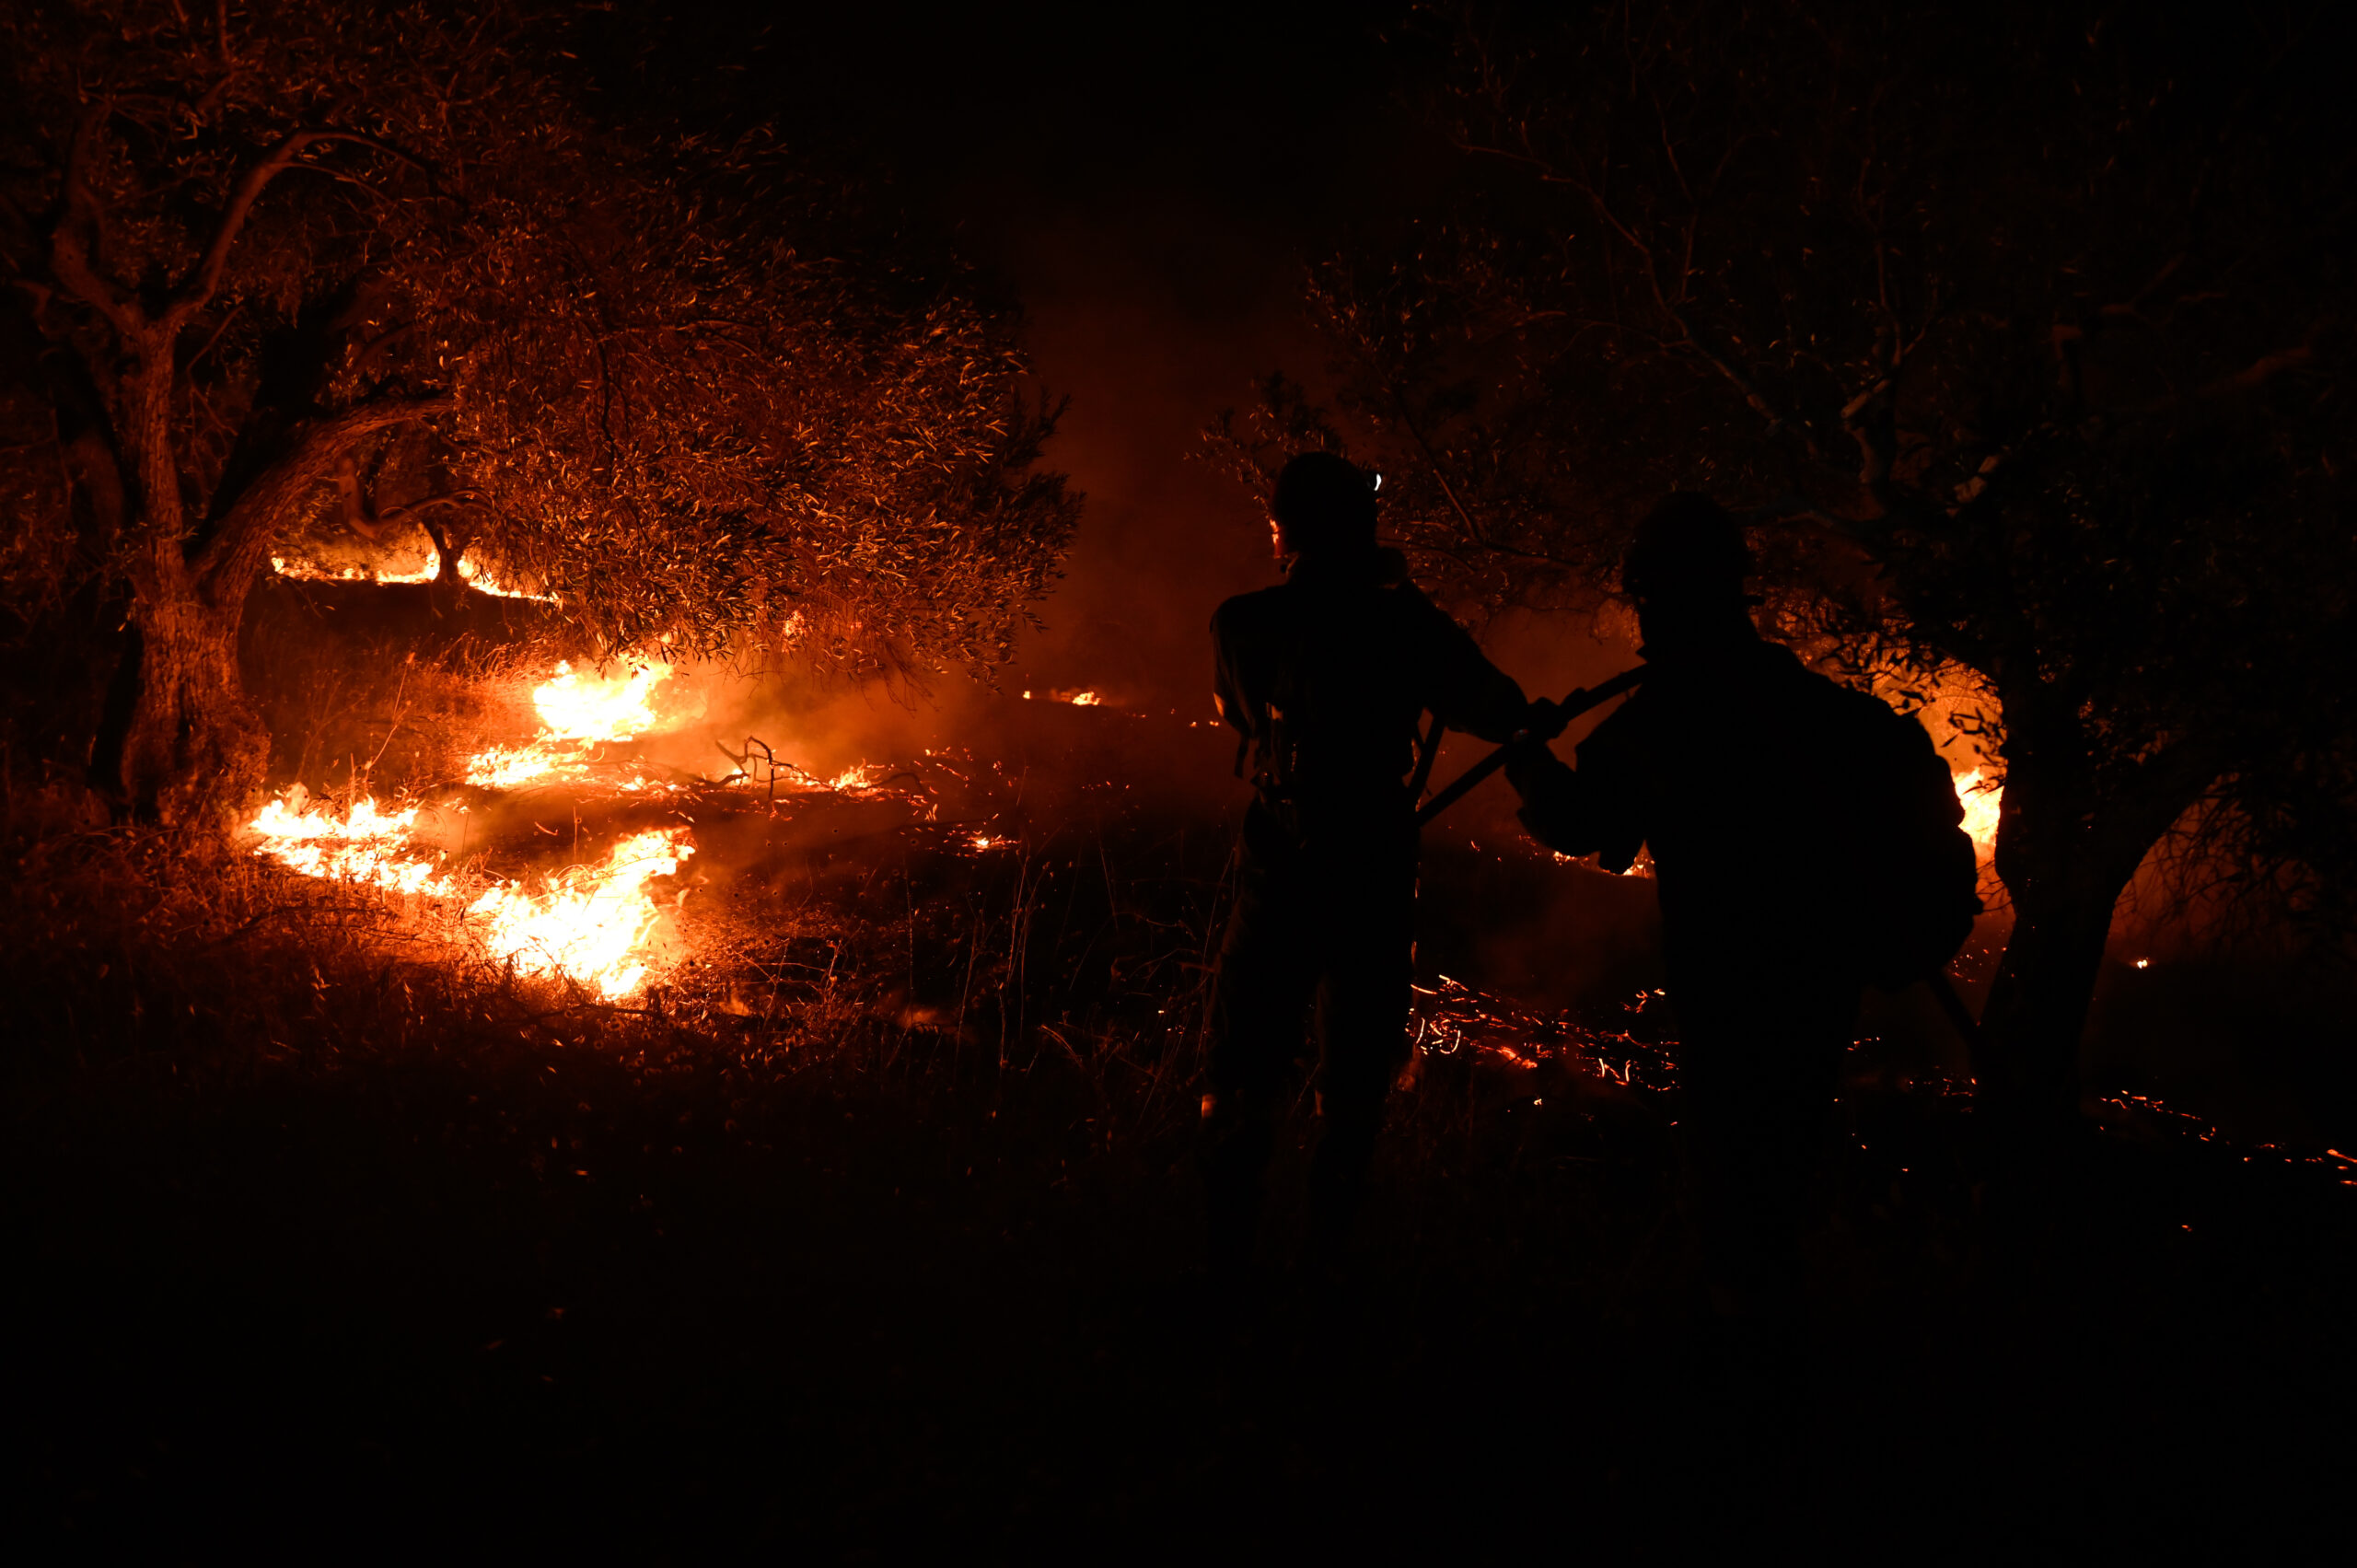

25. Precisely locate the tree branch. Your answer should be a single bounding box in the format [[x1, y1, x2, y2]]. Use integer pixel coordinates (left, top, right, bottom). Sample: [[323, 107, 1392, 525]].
[[169, 130, 431, 326], [2101, 735, 2225, 872], [192, 393, 452, 592], [1450, 140, 1580, 185], [377, 488, 483, 523], [2200, 343, 2313, 399], [1388, 386, 1493, 548], [48, 104, 145, 340]]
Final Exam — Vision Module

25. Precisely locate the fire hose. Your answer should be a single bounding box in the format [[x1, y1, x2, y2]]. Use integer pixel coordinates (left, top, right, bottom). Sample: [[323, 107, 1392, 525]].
[[1411, 665, 1648, 828], [1410, 661, 1986, 1050]]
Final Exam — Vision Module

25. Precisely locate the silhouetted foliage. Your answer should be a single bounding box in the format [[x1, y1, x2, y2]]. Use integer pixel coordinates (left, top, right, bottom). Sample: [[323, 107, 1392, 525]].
[[0, 0, 1078, 822], [1216, 0, 2357, 1121]]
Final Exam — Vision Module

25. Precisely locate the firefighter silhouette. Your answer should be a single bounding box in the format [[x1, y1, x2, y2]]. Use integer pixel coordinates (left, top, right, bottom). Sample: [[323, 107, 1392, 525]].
[[1202, 453, 1534, 1269], [1508, 493, 1976, 1313]]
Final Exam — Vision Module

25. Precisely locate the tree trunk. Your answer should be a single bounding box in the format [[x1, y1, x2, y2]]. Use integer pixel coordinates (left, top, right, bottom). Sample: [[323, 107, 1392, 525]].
[[109, 582, 269, 826], [1973, 693, 2217, 1144], [1976, 858, 2132, 1133], [94, 361, 446, 822], [95, 354, 273, 825]]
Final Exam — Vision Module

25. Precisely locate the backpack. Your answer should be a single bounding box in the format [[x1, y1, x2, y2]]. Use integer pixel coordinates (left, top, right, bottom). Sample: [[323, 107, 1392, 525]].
[[1832, 691, 1985, 992]]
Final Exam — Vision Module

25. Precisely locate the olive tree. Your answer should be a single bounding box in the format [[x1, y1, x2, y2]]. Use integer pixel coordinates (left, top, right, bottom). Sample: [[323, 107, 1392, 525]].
[[1, 0, 1077, 822]]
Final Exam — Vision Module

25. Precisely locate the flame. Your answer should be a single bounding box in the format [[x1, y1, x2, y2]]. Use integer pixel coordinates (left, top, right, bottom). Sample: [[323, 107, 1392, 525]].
[[466, 829, 693, 999], [1954, 768, 2002, 857], [245, 652, 943, 999], [250, 792, 418, 842], [451, 555, 546, 599], [250, 794, 454, 897], [270, 552, 548, 600], [248, 659, 688, 996], [465, 661, 672, 788], [270, 547, 439, 587], [531, 661, 668, 739], [247, 792, 691, 998]]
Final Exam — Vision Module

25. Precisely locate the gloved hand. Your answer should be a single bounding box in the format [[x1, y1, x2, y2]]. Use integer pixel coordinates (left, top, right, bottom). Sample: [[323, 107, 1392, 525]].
[[1521, 697, 1571, 741]]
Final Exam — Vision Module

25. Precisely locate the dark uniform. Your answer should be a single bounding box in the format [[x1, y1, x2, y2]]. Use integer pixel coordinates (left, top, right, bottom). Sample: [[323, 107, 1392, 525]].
[[1511, 630, 1950, 1305], [1203, 544, 1528, 1257]]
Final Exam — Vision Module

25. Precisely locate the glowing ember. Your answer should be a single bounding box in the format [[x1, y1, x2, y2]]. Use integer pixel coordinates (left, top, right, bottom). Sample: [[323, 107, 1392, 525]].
[[467, 829, 693, 1000], [1954, 767, 2002, 856]]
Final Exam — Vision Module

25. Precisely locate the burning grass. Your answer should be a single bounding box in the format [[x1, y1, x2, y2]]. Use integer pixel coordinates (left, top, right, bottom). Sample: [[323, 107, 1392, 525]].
[[242, 654, 710, 999]]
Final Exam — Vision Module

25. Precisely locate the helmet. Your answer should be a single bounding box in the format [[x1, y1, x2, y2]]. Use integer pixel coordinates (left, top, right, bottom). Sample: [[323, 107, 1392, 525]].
[[1271, 452, 1377, 553], [1620, 492, 1751, 602]]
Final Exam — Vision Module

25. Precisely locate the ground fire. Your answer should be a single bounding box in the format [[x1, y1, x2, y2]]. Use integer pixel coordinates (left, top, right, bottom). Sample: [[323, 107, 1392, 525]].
[[237, 651, 1006, 1002], [247, 659, 712, 1000], [238, 639, 2010, 1060], [462, 661, 676, 791]]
